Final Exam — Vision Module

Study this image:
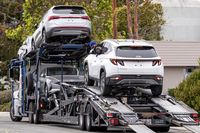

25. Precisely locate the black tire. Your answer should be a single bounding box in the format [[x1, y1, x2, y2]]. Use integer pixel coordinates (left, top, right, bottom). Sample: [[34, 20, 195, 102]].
[[84, 65, 94, 86], [26, 72, 34, 95], [42, 29, 49, 44], [79, 104, 86, 130], [85, 104, 94, 131], [150, 126, 170, 132], [33, 103, 41, 124], [28, 102, 34, 123], [151, 85, 162, 96], [99, 71, 111, 96], [10, 103, 22, 122]]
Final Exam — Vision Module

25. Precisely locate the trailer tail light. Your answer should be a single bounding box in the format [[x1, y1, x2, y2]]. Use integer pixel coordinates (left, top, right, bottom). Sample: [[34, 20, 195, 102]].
[[48, 16, 60, 21], [152, 60, 161, 66], [191, 113, 199, 123], [106, 113, 113, 118], [109, 118, 119, 126], [110, 59, 124, 66]]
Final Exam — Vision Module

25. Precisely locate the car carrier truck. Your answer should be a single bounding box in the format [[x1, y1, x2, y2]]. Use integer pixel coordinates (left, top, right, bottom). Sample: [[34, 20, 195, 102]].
[[9, 42, 200, 133]]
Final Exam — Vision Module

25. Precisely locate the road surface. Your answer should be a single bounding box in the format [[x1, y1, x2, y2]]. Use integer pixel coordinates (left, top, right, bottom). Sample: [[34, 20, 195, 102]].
[[0, 112, 192, 133]]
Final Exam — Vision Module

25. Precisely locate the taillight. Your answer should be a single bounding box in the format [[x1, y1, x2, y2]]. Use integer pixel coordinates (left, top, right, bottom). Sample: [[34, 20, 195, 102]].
[[191, 113, 199, 123], [110, 59, 124, 66], [152, 60, 161, 66], [48, 16, 60, 21], [81, 16, 90, 20]]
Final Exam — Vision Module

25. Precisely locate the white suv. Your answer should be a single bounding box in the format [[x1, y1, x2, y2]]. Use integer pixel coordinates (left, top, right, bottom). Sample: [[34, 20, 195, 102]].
[[84, 39, 164, 96], [32, 5, 91, 48]]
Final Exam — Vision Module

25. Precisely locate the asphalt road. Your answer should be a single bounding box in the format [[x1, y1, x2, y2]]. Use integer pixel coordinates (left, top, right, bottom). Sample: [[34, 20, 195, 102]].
[[0, 112, 192, 133]]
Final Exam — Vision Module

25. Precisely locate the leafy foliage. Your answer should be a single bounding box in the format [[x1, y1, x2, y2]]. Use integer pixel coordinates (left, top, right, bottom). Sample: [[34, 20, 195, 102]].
[[117, 1, 165, 40], [173, 68, 200, 111]]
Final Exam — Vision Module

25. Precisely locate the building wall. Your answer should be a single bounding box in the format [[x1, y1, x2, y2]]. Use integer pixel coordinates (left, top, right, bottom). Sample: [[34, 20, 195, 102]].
[[162, 66, 185, 94], [153, 0, 200, 41]]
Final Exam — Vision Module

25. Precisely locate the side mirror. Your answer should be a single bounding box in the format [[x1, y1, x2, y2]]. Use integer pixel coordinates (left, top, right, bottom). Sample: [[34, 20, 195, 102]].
[[34, 23, 38, 29], [95, 46, 102, 55]]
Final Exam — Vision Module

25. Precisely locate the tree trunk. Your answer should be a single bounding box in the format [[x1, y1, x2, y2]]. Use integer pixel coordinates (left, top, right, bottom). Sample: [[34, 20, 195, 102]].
[[126, 0, 133, 39]]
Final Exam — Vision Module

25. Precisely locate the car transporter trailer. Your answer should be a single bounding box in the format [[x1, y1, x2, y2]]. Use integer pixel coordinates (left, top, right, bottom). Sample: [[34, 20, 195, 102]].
[[9, 43, 200, 133]]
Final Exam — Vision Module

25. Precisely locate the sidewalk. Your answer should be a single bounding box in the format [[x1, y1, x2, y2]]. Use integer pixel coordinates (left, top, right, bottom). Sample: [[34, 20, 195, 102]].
[[0, 112, 9, 117]]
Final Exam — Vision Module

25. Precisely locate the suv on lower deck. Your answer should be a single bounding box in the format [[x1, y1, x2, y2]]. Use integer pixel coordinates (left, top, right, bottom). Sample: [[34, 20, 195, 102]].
[[84, 39, 164, 96]]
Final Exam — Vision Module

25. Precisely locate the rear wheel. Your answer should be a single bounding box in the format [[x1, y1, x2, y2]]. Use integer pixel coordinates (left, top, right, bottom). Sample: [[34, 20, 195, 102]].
[[99, 71, 111, 96], [10, 103, 22, 122], [151, 85, 162, 96], [84, 65, 94, 86]]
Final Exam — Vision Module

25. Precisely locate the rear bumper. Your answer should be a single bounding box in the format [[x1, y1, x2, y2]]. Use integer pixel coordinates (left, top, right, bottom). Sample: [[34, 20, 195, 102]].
[[106, 75, 163, 87], [46, 26, 91, 38]]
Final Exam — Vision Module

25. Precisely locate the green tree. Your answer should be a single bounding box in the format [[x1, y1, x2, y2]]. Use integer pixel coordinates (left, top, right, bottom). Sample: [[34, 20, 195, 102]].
[[173, 67, 200, 111], [117, 0, 165, 40]]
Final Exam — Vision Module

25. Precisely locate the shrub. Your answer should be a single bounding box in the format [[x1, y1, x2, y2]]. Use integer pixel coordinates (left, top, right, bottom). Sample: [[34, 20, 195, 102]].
[[0, 90, 12, 105], [173, 68, 200, 111], [0, 102, 11, 112]]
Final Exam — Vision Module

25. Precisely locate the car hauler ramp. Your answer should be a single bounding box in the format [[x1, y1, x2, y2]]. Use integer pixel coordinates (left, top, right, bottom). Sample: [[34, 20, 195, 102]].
[[84, 86, 156, 133], [152, 96, 200, 133]]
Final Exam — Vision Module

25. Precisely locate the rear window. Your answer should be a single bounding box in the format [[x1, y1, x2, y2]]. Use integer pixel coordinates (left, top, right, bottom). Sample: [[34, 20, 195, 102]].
[[47, 67, 77, 76], [116, 46, 157, 58], [53, 6, 85, 14]]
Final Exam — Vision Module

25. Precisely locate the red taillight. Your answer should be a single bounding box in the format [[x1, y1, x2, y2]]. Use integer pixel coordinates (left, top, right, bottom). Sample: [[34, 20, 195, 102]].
[[81, 16, 90, 20], [152, 60, 161, 66], [110, 59, 124, 66], [48, 16, 60, 21], [191, 113, 199, 123], [107, 113, 113, 118], [192, 113, 199, 118], [109, 118, 119, 126]]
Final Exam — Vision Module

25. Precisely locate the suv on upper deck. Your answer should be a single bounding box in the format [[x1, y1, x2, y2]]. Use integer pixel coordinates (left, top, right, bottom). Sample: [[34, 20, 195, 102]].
[[84, 39, 164, 96]]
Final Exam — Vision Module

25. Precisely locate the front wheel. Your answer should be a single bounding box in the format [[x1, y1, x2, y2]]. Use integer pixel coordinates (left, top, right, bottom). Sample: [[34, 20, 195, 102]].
[[79, 104, 86, 130], [151, 85, 162, 96], [28, 102, 34, 123], [99, 71, 111, 96], [10, 103, 22, 122]]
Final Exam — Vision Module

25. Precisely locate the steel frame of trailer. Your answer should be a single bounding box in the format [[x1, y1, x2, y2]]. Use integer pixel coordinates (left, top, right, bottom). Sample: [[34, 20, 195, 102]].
[[9, 43, 200, 133]]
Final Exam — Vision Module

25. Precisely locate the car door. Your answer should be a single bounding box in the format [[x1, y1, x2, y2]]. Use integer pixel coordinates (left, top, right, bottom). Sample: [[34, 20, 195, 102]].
[[92, 43, 105, 78], [95, 42, 111, 78]]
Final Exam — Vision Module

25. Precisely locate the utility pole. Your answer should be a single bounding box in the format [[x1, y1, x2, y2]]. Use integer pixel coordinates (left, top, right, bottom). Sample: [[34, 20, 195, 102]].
[[112, 0, 117, 39], [126, 0, 133, 39], [134, 0, 139, 39]]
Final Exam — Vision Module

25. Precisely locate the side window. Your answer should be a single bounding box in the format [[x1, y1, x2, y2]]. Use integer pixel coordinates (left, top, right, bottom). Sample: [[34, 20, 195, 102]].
[[90, 43, 103, 54], [103, 42, 111, 54]]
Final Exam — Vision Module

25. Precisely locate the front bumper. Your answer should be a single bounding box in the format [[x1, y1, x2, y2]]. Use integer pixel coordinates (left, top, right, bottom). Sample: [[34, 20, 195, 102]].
[[106, 75, 163, 87]]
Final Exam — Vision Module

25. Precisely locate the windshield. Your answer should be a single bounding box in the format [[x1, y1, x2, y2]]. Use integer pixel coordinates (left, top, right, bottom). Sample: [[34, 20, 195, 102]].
[[47, 67, 77, 76], [53, 6, 86, 14], [116, 46, 157, 58]]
